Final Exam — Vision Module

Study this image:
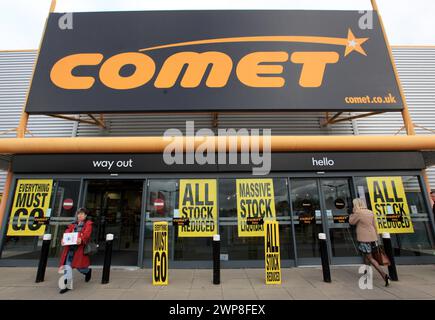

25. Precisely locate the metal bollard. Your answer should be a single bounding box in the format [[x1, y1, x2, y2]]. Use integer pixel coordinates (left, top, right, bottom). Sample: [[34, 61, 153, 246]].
[[318, 233, 331, 283], [35, 234, 52, 283], [101, 233, 114, 284], [382, 233, 398, 281], [213, 234, 220, 285]]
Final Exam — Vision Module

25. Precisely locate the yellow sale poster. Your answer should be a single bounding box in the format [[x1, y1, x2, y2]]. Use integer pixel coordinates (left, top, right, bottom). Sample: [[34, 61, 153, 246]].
[[7, 179, 53, 236], [264, 220, 281, 285], [236, 179, 276, 237], [153, 221, 168, 285], [178, 179, 218, 237], [366, 177, 414, 234]]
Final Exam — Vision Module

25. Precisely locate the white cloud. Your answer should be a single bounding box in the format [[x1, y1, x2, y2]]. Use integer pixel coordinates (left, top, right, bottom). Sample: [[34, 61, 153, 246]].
[[54, 0, 371, 12], [0, 0, 433, 50], [0, 0, 51, 50], [377, 0, 435, 45]]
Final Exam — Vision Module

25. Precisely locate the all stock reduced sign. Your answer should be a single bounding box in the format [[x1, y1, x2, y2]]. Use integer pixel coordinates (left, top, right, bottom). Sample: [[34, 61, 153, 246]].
[[26, 10, 403, 114], [178, 179, 218, 237], [264, 220, 281, 285], [366, 177, 414, 234], [7, 180, 53, 237]]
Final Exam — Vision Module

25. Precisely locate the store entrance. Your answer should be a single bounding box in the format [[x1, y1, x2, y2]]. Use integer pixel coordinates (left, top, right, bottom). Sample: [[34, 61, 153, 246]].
[[84, 180, 143, 266], [290, 178, 361, 265]]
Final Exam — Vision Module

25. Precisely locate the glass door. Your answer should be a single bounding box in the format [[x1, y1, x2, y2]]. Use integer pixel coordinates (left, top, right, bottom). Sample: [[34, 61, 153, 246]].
[[143, 179, 214, 268], [290, 178, 360, 265], [84, 180, 143, 266], [290, 179, 323, 264], [320, 178, 360, 263]]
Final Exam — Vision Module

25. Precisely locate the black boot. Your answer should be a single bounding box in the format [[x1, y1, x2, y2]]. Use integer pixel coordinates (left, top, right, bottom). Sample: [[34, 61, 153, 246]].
[[384, 274, 390, 287], [60, 277, 71, 294], [59, 288, 70, 294], [85, 268, 92, 282]]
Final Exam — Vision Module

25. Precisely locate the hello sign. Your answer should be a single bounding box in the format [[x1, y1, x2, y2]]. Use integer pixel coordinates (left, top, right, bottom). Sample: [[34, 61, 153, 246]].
[[25, 10, 403, 114]]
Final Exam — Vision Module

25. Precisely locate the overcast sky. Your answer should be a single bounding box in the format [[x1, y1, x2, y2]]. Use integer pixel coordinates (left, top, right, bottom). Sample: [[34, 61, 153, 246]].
[[0, 0, 434, 50]]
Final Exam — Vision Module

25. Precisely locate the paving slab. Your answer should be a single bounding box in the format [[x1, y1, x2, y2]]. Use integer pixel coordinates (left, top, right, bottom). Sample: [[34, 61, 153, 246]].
[[222, 288, 258, 300], [154, 288, 191, 300], [188, 288, 223, 300], [285, 286, 330, 300], [254, 287, 293, 300], [119, 288, 159, 300], [0, 265, 434, 300]]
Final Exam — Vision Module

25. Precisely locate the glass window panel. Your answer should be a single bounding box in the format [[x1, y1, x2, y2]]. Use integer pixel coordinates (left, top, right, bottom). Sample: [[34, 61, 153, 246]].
[[355, 175, 435, 257], [2, 180, 81, 260], [219, 178, 293, 261], [144, 179, 214, 262], [290, 179, 322, 259]]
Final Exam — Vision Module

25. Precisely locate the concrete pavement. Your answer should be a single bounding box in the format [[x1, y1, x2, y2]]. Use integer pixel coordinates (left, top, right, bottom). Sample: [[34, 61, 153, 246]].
[[0, 265, 434, 300]]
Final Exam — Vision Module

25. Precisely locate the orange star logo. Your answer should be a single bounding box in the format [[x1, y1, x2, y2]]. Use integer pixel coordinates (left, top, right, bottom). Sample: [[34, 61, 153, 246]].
[[344, 28, 369, 57]]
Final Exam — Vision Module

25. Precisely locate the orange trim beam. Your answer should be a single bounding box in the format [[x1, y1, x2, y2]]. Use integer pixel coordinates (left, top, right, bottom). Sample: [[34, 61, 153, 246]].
[[0, 135, 434, 154], [324, 112, 385, 126], [422, 170, 433, 201]]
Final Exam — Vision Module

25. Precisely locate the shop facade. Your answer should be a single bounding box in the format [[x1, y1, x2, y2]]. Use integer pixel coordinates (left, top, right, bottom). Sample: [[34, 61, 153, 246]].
[[1, 8, 435, 270], [1, 152, 434, 268]]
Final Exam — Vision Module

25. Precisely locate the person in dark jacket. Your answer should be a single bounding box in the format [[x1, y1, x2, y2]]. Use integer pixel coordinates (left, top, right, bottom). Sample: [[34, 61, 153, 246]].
[[349, 198, 390, 286], [58, 208, 93, 294]]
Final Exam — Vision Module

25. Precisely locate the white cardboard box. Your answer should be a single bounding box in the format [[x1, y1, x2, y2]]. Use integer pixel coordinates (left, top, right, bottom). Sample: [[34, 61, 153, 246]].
[[62, 232, 79, 246]]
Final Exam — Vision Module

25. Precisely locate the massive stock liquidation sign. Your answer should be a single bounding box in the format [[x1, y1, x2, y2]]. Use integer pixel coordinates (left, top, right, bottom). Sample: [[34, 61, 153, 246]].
[[236, 179, 276, 237], [26, 10, 403, 114]]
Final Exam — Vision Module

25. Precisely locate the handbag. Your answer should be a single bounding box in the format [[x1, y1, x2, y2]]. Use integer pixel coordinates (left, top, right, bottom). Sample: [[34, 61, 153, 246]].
[[372, 244, 391, 266], [84, 241, 99, 256]]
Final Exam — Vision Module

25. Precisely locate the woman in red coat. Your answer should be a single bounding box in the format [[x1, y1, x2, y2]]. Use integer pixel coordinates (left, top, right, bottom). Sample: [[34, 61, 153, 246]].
[[58, 208, 93, 294]]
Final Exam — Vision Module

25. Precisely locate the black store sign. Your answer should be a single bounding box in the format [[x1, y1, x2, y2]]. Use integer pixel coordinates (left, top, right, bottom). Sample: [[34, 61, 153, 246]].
[[26, 10, 402, 114], [12, 152, 425, 173]]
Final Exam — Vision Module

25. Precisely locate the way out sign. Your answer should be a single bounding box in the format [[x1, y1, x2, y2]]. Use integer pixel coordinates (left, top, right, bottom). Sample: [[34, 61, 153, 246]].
[[178, 179, 218, 237], [7, 179, 53, 236], [153, 221, 168, 286], [264, 220, 281, 285], [237, 179, 276, 237], [366, 177, 414, 234]]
